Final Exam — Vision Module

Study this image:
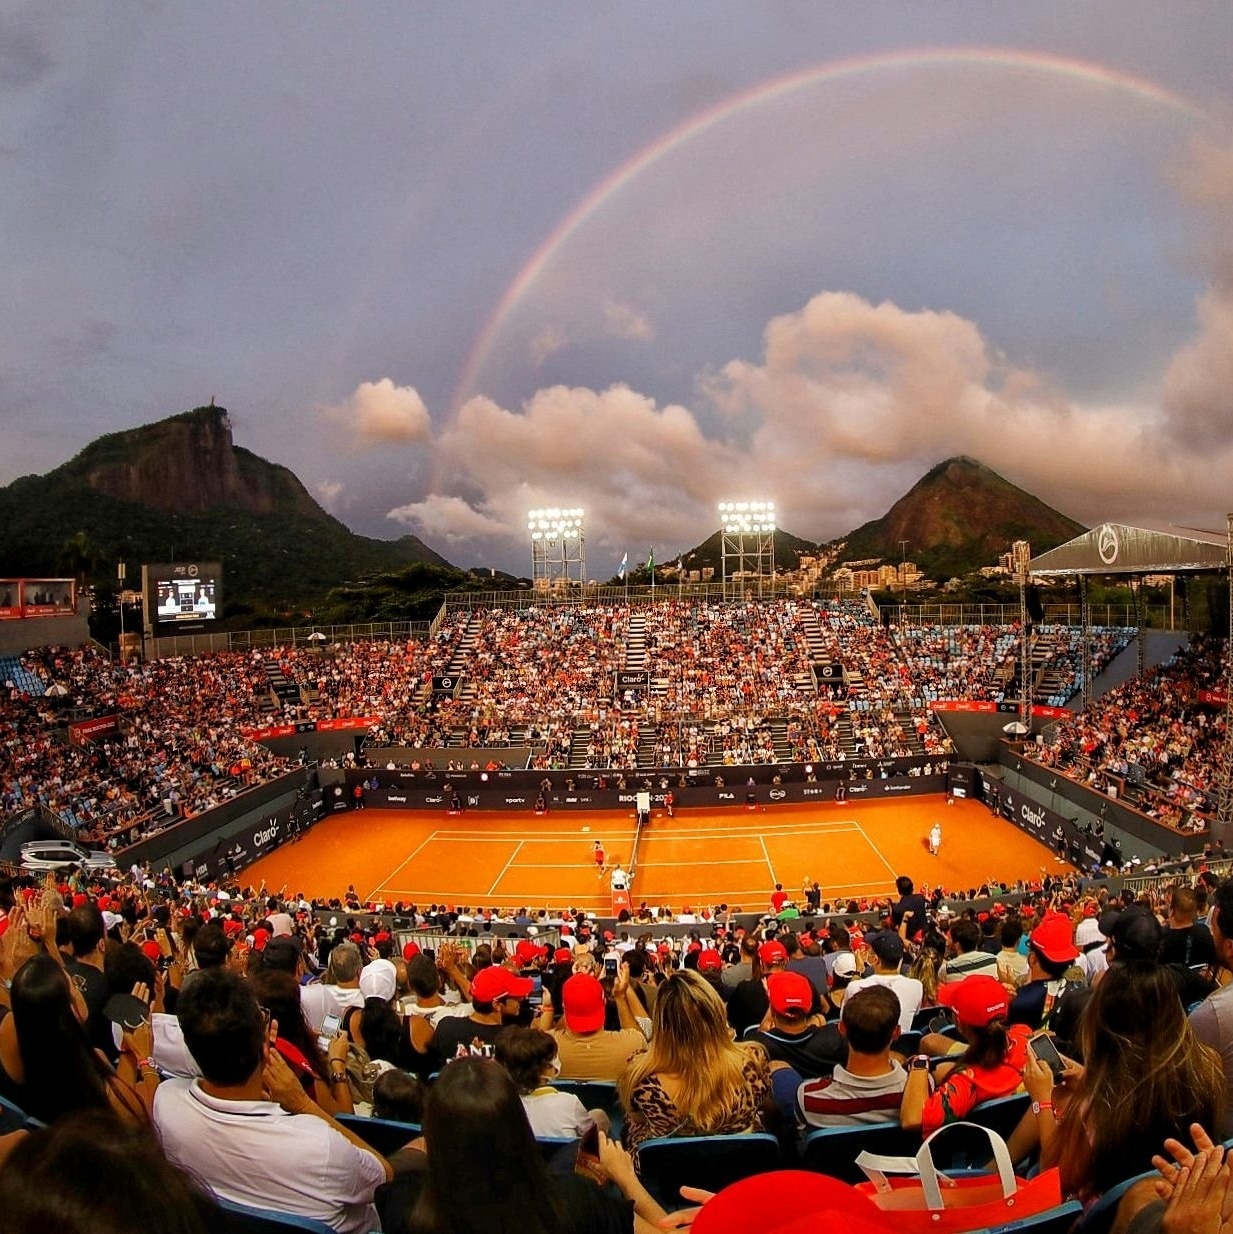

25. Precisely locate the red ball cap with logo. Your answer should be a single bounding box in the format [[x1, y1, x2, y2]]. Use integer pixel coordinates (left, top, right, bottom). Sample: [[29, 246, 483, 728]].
[[758, 940, 788, 966], [1031, 912, 1079, 964], [767, 971, 813, 1017], [697, 949, 723, 972], [937, 974, 1010, 1028], [470, 965, 534, 1004], [561, 972, 606, 1034]]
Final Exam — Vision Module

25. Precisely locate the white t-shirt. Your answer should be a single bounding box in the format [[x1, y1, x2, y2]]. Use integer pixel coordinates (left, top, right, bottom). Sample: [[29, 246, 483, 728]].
[[300, 983, 366, 1034], [844, 973, 924, 1032], [520, 1088, 592, 1139]]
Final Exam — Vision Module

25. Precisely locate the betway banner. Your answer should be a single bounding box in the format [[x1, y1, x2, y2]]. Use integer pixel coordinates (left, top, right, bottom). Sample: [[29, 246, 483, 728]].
[[68, 714, 120, 744]]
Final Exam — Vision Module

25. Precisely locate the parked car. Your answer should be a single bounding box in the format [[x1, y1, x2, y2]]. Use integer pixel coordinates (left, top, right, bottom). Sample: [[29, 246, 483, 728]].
[[19, 839, 116, 872]]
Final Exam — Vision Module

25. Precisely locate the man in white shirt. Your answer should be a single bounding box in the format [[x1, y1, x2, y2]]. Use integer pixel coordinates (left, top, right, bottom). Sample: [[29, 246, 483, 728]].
[[300, 941, 366, 1033], [610, 864, 629, 892], [844, 932, 923, 1033], [154, 968, 390, 1234]]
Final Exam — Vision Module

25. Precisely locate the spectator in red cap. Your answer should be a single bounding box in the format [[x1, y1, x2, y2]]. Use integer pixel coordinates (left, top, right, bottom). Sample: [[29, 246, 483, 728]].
[[727, 938, 790, 1036], [428, 965, 532, 1067], [620, 970, 771, 1158], [743, 971, 842, 1080], [1008, 911, 1080, 1029], [901, 974, 1030, 1136], [545, 971, 646, 1082]]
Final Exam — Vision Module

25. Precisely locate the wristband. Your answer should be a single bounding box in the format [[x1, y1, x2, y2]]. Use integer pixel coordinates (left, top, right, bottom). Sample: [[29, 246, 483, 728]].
[[137, 1057, 158, 1073], [1031, 1100, 1054, 1116]]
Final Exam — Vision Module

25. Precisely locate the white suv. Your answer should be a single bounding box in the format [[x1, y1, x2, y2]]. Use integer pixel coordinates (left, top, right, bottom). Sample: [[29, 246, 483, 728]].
[[19, 840, 117, 872]]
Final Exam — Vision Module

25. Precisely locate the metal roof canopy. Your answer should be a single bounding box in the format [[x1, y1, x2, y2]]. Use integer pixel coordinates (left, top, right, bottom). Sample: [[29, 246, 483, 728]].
[[1028, 522, 1229, 577]]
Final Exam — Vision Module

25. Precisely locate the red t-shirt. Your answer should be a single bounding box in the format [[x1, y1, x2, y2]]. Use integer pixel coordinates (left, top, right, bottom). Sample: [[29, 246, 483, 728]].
[[771, 890, 788, 913]]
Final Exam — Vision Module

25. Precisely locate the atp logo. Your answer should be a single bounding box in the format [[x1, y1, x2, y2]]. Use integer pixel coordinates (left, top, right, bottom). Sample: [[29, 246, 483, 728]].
[[1097, 524, 1119, 566]]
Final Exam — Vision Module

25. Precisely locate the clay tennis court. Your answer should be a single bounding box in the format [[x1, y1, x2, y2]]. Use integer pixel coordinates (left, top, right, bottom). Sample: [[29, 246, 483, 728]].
[[244, 794, 1072, 911]]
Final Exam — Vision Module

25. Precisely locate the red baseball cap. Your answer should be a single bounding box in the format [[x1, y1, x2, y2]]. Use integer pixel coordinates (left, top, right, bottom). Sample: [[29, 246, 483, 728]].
[[1031, 912, 1079, 964], [938, 975, 1010, 1027], [402, 942, 421, 961], [554, 947, 574, 965], [140, 940, 163, 964], [562, 973, 606, 1034], [515, 939, 547, 966], [758, 940, 788, 966], [470, 965, 534, 1004], [251, 927, 271, 952], [693, 1170, 893, 1234], [697, 949, 723, 972], [768, 971, 813, 1017]]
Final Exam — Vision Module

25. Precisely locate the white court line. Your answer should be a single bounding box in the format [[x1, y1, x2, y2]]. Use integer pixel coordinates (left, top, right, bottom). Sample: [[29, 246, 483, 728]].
[[851, 820, 900, 881], [758, 835, 777, 887], [514, 857, 767, 869], [486, 840, 525, 897], [366, 830, 442, 901]]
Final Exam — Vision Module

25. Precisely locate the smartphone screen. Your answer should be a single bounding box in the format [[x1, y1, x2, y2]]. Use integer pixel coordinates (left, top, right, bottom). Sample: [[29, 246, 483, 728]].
[[1028, 1031, 1065, 1079], [317, 1012, 342, 1052], [575, 1120, 603, 1182], [604, 957, 618, 975], [528, 974, 543, 1007]]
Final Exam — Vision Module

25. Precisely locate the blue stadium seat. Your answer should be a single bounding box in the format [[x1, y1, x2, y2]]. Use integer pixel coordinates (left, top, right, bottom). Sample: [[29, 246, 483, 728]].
[[966, 1093, 1031, 1144], [214, 1198, 337, 1234], [0, 1093, 34, 1133], [1071, 1169, 1156, 1234], [636, 1132, 781, 1208], [988, 1200, 1085, 1234], [334, 1113, 421, 1155], [801, 1122, 921, 1183]]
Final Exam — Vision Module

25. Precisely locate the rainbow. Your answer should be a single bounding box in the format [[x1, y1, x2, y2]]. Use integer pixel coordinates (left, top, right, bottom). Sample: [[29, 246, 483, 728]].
[[451, 46, 1207, 411]]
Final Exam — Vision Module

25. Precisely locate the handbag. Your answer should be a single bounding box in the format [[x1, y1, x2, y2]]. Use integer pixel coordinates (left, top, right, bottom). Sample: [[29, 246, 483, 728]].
[[854, 1121, 1062, 1234]]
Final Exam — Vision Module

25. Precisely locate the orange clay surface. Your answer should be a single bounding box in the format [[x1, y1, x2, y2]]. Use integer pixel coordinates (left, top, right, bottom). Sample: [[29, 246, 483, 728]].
[[244, 794, 1074, 913]]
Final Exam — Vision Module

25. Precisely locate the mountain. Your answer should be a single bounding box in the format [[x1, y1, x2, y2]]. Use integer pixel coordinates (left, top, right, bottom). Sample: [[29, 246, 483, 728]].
[[830, 456, 1086, 580], [0, 405, 451, 612], [672, 527, 821, 580]]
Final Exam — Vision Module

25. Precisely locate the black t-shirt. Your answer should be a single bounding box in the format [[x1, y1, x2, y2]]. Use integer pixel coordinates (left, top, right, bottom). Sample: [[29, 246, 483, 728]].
[[377, 1165, 633, 1234], [429, 1017, 506, 1068], [1159, 924, 1217, 970], [744, 1023, 844, 1079], [892, 894, 929, 933], [726, 979, 769, 1036]]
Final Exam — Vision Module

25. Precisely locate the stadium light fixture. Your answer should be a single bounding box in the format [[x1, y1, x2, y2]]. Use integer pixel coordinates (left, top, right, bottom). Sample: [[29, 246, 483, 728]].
[[527, 507, 586, 588], [718, 500, 776, 596]]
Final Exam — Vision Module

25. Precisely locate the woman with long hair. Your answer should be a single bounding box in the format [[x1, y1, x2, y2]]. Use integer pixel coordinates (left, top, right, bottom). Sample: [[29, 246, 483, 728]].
[[900, 974, 1029, 1135], [377, 1056, 671, 1234], [1022, 960, 1223, 1202], [247, 967, 352, 1114], [0, 952, 155, 1125], [619, 968, 771, 1156]]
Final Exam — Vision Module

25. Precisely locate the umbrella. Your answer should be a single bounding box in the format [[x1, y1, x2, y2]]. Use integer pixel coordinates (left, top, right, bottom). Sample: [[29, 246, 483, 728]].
[[44, 683, 68, 697], [1002, 720, 1030, 736], [307, 631, 326, 642]]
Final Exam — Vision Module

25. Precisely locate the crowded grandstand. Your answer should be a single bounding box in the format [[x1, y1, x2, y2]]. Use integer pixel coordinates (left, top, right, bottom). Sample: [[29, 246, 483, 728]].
[[1, 586, 1231, 1233]]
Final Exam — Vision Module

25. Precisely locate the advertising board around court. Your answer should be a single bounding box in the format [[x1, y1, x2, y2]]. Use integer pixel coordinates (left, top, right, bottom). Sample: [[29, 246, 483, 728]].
[[340, 768, 949, 811]]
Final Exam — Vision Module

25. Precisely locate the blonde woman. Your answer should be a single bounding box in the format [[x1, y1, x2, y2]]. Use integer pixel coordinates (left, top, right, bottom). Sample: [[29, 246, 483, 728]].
[[618, 969, 771, 1158]]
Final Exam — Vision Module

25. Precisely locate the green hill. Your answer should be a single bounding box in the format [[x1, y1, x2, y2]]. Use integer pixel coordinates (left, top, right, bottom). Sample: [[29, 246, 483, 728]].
[[0, 405, 451, 615]]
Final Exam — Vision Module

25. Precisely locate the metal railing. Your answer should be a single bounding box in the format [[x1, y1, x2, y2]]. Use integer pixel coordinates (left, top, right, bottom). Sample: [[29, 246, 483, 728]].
[[148, 621, 433, 658], [883, 603, 1166, 628]]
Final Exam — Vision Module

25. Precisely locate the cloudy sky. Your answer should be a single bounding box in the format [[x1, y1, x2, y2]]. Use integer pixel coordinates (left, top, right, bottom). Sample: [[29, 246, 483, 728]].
[[3, 3, 1232, 575]]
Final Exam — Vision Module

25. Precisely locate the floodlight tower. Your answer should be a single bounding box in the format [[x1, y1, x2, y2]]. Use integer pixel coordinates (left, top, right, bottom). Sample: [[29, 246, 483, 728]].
[[718, 501, 776, 598], [527, 507, 586, 590]]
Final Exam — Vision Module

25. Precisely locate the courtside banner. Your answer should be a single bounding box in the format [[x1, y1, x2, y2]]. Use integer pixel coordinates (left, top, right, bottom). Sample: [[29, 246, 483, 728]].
[[242, 715, 380, 740], [347, 772, 948, 811], [930, 700, 1070, 720]]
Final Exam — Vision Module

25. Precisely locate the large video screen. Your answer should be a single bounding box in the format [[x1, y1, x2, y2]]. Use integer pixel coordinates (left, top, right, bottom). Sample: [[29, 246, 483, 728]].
[[143, 562, 223, 634]]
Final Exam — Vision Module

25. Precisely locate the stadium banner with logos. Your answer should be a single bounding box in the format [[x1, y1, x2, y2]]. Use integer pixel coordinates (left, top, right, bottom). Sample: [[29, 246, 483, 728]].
[[342, 766, 949, 812], [930, 700, 1071, 720], [1198, 689, 1229, 706], [431, 675, 461, 693], [616, 672, 652, 690], [180, 788, 326, 883], [68, 714, 120, 744], [979, 774, 1103, 868], [241, 716, 381, 741]]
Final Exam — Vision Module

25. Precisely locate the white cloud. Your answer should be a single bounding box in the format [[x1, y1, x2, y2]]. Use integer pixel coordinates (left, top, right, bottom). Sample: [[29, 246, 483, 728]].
[[387, 493, 509, 543], [316, 479, 347, 512], [529, 326, 568, 368], [327, 378, 432, 443], [603, 298, 654, 341]]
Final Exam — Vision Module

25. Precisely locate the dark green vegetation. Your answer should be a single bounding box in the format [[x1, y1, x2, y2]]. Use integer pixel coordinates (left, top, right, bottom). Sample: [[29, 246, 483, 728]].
[[0, 406, 450, 625]]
